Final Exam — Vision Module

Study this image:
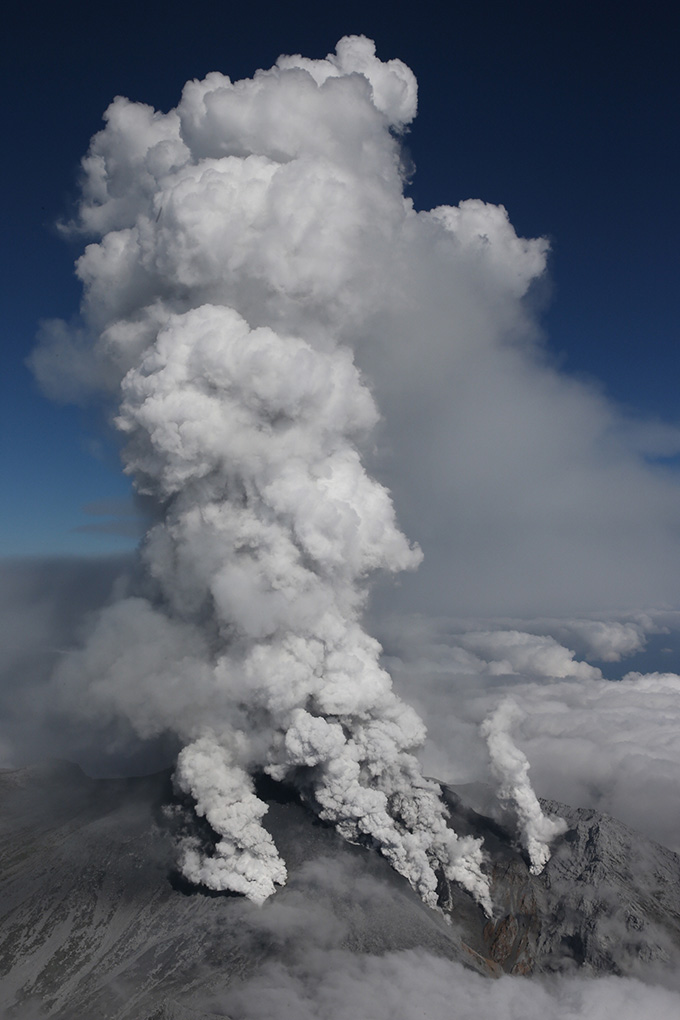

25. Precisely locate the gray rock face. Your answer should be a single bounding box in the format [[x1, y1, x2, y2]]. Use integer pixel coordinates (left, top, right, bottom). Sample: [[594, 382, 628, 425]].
[[1, 764, 679, 1018], [440, 785, 680, 976], [537, 797, 680, 972]]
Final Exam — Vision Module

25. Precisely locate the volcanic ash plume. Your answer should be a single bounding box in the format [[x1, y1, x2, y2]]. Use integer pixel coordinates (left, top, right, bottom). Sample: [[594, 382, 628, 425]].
[[482, 700, 566, 874], [37, 37, 494, 912]]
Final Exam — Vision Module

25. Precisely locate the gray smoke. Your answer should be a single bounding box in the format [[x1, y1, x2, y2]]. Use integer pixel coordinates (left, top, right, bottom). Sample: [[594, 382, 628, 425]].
[[481, 698, 567, 873], [32, 37, 508, 912]]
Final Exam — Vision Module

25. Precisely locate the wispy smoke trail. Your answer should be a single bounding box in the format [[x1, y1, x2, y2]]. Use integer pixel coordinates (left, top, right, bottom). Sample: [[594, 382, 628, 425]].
[[34, 37, 499, 912], [481, 699, 566, 873]]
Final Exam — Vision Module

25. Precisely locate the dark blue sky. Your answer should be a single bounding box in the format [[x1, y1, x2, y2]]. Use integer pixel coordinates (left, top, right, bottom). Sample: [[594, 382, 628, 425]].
[[2, 0, 678, 556]]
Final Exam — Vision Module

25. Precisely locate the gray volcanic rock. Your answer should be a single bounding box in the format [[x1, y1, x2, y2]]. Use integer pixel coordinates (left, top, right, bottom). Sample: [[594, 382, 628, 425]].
[[1, 764, 679, 1018], [537, 796, 680, 972], [440, 784, 680, 975], [0, 763, 468, 1019]]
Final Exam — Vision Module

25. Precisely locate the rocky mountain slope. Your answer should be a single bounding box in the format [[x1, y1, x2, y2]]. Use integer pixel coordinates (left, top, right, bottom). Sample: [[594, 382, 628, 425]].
[[1, 762, 678, 1018]]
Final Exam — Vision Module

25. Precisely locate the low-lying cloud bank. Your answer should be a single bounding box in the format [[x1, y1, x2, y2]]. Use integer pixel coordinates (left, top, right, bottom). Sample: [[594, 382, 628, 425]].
[[220, 949, 680, 1020]]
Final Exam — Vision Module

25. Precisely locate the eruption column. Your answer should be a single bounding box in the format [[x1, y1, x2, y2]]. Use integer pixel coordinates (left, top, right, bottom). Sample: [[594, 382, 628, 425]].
[[35, 36, 497, 913]]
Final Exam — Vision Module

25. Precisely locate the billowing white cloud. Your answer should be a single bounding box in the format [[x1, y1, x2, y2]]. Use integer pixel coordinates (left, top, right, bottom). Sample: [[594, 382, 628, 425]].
[[32, 38, 500, 913], [32, 34, 680, 620], [526, 617, 650, 663], [459, 630, 601, 680], [276, 35, 418, 127]]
